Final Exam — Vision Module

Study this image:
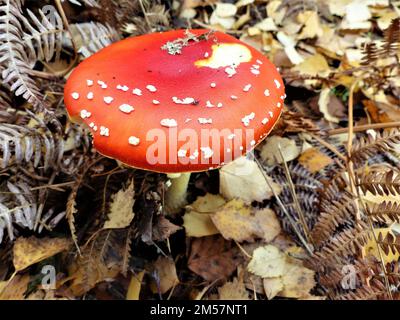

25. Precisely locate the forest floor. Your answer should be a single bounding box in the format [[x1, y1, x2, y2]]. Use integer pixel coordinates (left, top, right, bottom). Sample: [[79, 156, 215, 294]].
[[0, 0, 400, 300]]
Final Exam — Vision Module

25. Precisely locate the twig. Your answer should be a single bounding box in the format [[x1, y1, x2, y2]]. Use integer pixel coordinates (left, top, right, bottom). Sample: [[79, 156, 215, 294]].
[[308, 132, 347, 165], [138, 0, 152, 32], [277, 144, 314, 245], [328, 121, 400, 136], [254, 157, 313, 256], [346, 80, 393, 300]]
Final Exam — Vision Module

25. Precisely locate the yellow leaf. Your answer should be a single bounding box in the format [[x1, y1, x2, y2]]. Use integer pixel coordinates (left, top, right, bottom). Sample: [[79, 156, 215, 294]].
[[211, 199, 281, 242], [297, 11, 323, 39], [104, 179, 135, 229], [126, 271, 145, 300], [248, 245, 316, 299], [298, 148, 334, 173], [183, 194, 225, 237], [263, 277, 283, 300], [218, 278, 250, 300], [280, 263, 316, 298], [293, 54, 331, 77], [247, 245, 286, 278], [150, 257, 179, 294], [0, 274, 30, 300], [13, 236, 71, 271]]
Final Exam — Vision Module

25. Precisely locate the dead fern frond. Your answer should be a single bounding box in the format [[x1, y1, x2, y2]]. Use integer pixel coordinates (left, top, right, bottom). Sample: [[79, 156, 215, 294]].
[[357, 170, 400, 196], [365, 201, 400, 224], [0, 1, 65, 108], [67, 0, 100, 7], [0, 123, 64, 169], [21, 8, 64, 62], [361, 42, 379, 66], [336, 280, 388, 300], [313, 222, 372, 268], [351, 129, 400, 164], [0, 0, 44, 107], [380, 18, 400, 58], [311, 191, 356, 248], [70, 22, 120, 58], [0, 179, 64, 244]]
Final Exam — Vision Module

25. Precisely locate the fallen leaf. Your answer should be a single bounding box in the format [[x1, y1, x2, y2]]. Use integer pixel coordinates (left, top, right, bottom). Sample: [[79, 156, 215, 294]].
[[254, 18, 278, 32], [104, 179, 135, 229], [152, 215, 182, 242], [298, 148, 334, 173], [188, 235, 242, 282], [150, 257, 179, 294], [210, 3, 237, 29], [277, 31, 304, 65], [293, 54, 331, 77], [183, 194, 225, 237], [0, 274, 30, 300], [247, 245, 286, 278], [297, 11, 323, 40], [280, 263, 316, 298], [13, 236, 71, 271], [319, 87, 341, 123], [211, 199, 281, 242], [218, 278, 250, 300], [68, 229, 125, 296], [263, 277, 284, 300], [260, 136, 300, 166], [341, 1, 372, 30], [248, 244, 316, 298], [220, 157, 282, 204]]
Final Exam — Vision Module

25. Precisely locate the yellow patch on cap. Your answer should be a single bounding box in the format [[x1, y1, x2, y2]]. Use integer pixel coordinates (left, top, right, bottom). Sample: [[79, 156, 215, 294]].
[[195, 43, 252, 69]]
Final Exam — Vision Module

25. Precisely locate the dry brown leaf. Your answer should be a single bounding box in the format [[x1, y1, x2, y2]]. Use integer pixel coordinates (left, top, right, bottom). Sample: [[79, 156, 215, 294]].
[[104, 179, 135, 229], [150, 257, 179, 294], [13, 236, 71, 271], [211, 199, 281, 242], [188, 235, 242, 282], [218, 277, 250, 300], [67, 230, 125, 296], [152, 215, 182, 242], [0, 274, 30, 300], [298, 148, 334, 173]]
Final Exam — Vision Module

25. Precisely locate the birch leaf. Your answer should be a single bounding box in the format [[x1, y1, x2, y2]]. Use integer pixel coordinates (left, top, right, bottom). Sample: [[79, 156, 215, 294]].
[[104, 179, 135, 229]]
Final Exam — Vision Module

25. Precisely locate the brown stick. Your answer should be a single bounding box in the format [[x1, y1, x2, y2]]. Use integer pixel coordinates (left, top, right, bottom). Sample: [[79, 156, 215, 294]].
[[328, 121, 400, 136]]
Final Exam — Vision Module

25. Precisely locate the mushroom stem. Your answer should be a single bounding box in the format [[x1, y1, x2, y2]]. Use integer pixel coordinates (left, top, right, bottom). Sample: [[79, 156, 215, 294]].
[[165, 172, 191, 214]]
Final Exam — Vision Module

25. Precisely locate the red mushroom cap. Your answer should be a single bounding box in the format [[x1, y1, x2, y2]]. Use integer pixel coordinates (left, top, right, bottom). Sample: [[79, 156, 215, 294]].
[[64, 29, 285, 173]]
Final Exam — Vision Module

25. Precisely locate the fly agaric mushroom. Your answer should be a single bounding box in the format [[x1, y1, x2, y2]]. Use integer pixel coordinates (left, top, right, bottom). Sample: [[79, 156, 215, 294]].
[[64, 29, 285, 213]]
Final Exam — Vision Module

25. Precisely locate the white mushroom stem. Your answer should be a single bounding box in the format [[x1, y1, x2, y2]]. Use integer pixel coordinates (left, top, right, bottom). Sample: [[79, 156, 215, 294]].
[[165, 172, 191, 214]]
